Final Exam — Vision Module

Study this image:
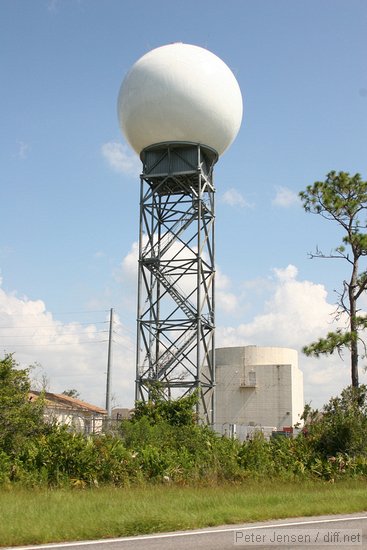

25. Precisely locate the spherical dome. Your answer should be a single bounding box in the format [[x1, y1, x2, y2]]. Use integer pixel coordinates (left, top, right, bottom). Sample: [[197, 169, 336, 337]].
[[117, 43, 243, 157]]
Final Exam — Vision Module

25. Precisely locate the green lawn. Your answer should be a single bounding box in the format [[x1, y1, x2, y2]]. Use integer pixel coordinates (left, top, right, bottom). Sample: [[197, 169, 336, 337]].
[[1, 480, 367, 547]]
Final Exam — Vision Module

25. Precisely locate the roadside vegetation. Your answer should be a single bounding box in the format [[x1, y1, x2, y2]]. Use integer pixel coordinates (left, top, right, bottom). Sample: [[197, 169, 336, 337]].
[[2, 353, 367, 545], [2, 354, 367, 488], [1, 480, 367, 547]]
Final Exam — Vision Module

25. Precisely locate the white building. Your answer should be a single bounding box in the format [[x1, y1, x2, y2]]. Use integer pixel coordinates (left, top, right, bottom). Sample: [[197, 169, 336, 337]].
[[29, 391, 107, 434], [214, 346, 304, 440]]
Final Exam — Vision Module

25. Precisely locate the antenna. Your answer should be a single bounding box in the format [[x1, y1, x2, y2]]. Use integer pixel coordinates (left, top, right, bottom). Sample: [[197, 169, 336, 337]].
[[117, 43, 243, 424]]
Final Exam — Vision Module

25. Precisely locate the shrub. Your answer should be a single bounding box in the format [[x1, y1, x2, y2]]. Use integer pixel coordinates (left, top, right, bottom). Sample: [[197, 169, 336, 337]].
[[0, 354, 46, 456], [302, 385, 367, 457]]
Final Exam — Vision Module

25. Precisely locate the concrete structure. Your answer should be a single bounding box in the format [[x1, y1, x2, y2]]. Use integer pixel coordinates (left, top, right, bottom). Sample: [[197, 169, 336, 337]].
[[214, 346, 304, 440]]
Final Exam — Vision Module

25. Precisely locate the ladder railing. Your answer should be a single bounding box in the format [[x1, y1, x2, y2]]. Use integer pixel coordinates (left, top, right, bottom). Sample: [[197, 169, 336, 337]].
[[146, 261, 197, 320]]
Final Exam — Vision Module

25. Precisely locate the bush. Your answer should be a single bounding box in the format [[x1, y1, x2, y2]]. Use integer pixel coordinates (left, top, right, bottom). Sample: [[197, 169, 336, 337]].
[[302, 385, 367, 457], [0, 354, 46, 456], [2, 383, 367, 488]]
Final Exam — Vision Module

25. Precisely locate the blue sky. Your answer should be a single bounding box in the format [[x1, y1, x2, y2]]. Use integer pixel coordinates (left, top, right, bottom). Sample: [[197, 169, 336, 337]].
[[1, 0, 366, 410]]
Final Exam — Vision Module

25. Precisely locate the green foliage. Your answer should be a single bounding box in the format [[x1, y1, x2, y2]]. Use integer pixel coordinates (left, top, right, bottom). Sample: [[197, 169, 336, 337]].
[[120, 415, 242, 483], [121, 391, 244, 483], [302, 385, 367, 458], [299, 171, 367, 223], [2, 481, 367, 547], [2, 366, 367, 488], [302, 330, 356, 357], [12, 425, 140, 487], [0, 451, 12, 485], [0, 354, 46, 455], [132, 387, 198, 426], [237, 432, 319, 480], [299, 171, 367, 387]]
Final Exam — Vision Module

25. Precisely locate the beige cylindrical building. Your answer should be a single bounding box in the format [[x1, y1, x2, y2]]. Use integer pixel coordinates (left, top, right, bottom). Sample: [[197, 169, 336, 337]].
[[214, 346, 304, 439]]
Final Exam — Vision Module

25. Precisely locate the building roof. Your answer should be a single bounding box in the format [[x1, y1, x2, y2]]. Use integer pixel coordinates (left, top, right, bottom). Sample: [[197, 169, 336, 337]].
[[29, 391, 107, 415]]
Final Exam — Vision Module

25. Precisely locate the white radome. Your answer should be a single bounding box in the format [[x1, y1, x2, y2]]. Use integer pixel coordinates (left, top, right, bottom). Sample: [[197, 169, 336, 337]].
[[117, 43, 243, 157]]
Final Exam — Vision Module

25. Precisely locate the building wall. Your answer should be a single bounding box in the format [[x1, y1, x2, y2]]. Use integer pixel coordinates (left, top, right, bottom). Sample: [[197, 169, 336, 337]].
[[214, 346, 304, 437], [29, 391, 107, 435], [45, 407, 105, 434]]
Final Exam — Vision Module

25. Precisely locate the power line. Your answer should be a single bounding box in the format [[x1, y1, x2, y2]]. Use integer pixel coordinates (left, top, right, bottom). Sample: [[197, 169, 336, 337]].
[[112, 324, 136, 337], [52, 309, 111, 315], [112, 329, 133, 339], [0, 330, 109, 339], [3, 340, 109, 347], [0, 321, 109, 330], [2, 309, 111, 317], [111, 340, 135, 354]]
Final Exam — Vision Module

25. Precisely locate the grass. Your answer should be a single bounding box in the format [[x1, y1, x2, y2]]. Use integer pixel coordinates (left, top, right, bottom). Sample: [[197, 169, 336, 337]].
[[1, 480, 367, 547]]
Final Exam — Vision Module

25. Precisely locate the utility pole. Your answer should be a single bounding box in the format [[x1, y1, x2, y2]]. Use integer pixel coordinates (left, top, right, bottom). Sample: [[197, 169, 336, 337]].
[[105, 307, 113, 417]]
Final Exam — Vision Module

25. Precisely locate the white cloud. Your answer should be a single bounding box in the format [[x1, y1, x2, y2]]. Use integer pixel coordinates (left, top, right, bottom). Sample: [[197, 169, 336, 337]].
[[272, 185, 299, 207], [272, 264, 299, 282], [101, 141, 141, 176], [216, 291, 238, 314], [119, 240, 140, 283], [0, 282, 135, 409], [221, 188, 253, 208], [215, 268, 240, 314], [217, 264, 334, 349], [216, 264, 359, 407]]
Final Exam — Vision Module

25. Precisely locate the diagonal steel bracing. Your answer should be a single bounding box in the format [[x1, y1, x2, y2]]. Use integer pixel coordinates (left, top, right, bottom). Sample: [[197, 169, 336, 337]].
[[135, 142, 217, 424]]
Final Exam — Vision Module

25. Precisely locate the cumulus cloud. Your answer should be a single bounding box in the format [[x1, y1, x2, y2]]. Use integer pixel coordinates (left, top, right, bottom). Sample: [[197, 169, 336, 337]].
[[216, 264, 359, 407], [272, 264, 299, 282], [221, 188, 253, 208], [0, 281, 135, 409], [217, 264, 334, 348], [215, 268, 240, 314], [101, 141, 141, 176], [119, 240, 140, 283], [272, 185, 299, 207]]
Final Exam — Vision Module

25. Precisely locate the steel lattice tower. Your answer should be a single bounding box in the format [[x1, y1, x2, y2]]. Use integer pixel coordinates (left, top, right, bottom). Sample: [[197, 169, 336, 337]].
[[117, 43, 243, 426], [135, 142, 217, 424]]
